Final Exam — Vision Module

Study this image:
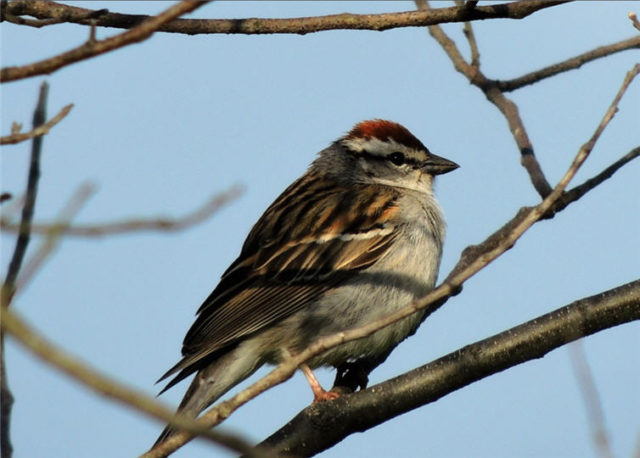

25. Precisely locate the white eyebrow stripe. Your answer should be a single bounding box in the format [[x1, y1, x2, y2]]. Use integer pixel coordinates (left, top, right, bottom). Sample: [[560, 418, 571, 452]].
[[341, 137, 427, 162]]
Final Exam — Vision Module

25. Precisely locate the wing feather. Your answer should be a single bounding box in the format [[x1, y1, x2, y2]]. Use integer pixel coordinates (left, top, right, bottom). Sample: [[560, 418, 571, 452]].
[[159, 179, 400, 384]]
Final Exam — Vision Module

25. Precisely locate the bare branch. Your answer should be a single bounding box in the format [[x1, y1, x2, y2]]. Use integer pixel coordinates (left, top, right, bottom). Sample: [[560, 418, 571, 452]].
[[2, 81, 48, 307], [416, 9, 639, 200], [456, 0, 480, 67], [143, 64, 640, 457], [0, 185, 244, 237], [2, 0, 567, 36], [497, 35, 640, 92], [0, 1, 210, 83], [0, 306, 270, 458], [569, 341, 614, 458], [258, 279, 640, 456], [629, 12, 640, 32], [0, 336, 12, 458], [417, 0, 554, 198], [2, 5, 108, 28], [12, 184, 95, 297], [555, 146, 640, 213], [0, 103, 73, 145], [1, 81, 48, 458], [447, 64, 640, 279]]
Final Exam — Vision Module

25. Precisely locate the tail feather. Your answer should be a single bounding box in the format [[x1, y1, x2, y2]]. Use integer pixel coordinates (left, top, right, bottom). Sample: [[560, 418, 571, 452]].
[[151, 344, 263, 448]]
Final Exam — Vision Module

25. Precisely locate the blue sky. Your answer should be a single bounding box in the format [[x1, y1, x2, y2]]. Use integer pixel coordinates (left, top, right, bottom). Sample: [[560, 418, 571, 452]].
[[2, 2, 639, 457]]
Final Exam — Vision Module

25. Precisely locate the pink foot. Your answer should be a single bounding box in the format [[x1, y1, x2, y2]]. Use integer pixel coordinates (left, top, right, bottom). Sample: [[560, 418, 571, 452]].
[[300, 364, 341, 403], [312, 388, 341, 404]]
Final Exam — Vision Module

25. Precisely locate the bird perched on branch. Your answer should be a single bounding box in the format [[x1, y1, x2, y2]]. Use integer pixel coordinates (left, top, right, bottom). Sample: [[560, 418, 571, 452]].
[[153, 119, 458, 446]]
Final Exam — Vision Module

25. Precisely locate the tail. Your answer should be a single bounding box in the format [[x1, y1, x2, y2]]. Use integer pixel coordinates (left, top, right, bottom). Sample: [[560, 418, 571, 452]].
[[152, 345, 263, 448]]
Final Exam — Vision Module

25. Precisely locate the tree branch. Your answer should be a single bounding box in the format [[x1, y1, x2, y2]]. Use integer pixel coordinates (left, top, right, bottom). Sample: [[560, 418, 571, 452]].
[[0, 1, 210, 83], [554, 146, 640, 214], [629, 12, 640, 32], [2, 81, 48, 307], [497, 35, 640, 92], [418, 2, 640, 198], [2, 0, 567, 35], [257, 279, 640, 456], [417, 0, 553, 198], [0, 306, 271, 458], [143, 63, 640, 457], [0, 81, 48, 458], [0, 103, 73, 145], [0, 185, 244, 237], [11, 184, 94, 297], [569, 340, 614, 458]]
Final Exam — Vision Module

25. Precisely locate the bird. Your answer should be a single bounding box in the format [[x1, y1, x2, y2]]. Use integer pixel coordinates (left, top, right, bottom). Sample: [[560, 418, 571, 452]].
[[153, 119, 458, 446]]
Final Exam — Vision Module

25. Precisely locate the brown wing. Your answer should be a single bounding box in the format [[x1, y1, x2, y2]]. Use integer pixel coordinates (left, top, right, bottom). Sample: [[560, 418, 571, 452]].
[[158, 177, 400, 389]]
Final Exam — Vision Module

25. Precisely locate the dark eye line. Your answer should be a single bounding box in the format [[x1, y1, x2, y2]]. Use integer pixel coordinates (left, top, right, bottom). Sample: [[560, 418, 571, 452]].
[[389, 151, 405, 166], [357, 150, 420, 168]]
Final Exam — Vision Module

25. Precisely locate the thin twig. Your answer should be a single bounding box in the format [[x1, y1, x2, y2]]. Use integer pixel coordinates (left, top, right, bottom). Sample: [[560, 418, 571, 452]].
[[12, 184, 95, 297], [2, 81, 48, 307], [497, 35, 640, 92], [146, 60, 640, 458], [629, 12, 640, 32], [2, 0, 567, 35], [417, 0, 554, 198], [554, 146, 640, 213], [568, 341, 614, 458], [0, 334, 12, 458], [445, 64, 640, 281], [0, 307, 271, 458], [1, 1, 210, 83], [0, 103, 73, 145], [0, 185, 244, 237], [0, 81, 48, 458], [456, 0, 480, 68]]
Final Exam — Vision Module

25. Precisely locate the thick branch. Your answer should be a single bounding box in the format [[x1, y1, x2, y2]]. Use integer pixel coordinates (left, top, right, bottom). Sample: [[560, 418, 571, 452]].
[[0, 103, 73, 145], [258, 280, 640, 456], [0, 1, 209, 83], [2, 0, 566, 35]]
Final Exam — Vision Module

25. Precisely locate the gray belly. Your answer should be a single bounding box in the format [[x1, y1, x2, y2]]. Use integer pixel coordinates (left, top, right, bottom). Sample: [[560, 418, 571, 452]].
[[262, 227, 443, 368]]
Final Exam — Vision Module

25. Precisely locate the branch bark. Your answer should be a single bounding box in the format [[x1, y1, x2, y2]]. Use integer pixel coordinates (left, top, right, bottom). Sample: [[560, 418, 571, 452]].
[[0, 185, 244, 237], [0, 1, 209, 83], [257, 279, 640, 457], [497, 35, 640, 92], [0, 103, 73, 145], [0, 306, 268, 458], [1, 81, 49, 458], [2, 0, 567, 35], [418, 0, 553, 198]]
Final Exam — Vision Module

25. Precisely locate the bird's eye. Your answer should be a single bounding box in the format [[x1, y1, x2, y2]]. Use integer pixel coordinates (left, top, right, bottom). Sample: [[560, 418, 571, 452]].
[[389, 152, 405, 166]]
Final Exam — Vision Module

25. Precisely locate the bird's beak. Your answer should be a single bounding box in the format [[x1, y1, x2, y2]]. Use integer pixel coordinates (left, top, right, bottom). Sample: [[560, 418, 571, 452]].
[[422, 153, 459, 175]]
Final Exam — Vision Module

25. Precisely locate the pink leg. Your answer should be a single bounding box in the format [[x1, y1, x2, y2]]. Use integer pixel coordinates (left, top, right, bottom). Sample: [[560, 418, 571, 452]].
[[300, 364, 340, 403]]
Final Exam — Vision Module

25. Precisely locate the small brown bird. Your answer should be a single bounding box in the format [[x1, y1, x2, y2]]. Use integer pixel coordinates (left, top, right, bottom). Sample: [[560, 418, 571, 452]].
[[154, 119, 458, 445]]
